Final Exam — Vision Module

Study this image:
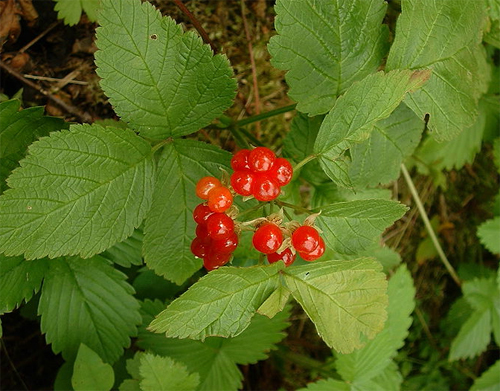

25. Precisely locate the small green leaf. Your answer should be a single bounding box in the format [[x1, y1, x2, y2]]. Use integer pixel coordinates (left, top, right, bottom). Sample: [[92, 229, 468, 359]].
[[335, 264, 415, 382], [257, 284, 291, 319], [0, 100, 68, 194], [471, 360, 500, 391], [72, 344, 114, 391], [95, 0, 236, 139], [386, 0, 488, 141], [54, 0, 99, 25], [143, 139, 231, 285], [314, 70, 430, 187], [0, 254, 48, 314], [139, 353, 199, 391], [316, 199, 408, 255], [299, 378, 350, 391], [477, 217, 500, 255], [0, 124, 155, 259], [101, 228, 144, 268], [449, 309, 492, 361], [148, 264, 282, 339], [269, 0, 389, 115], [39, 256, 141, 363], [284, 113, 324, 162], [311, 182, 391, 209], [283, 258, 388, 353]]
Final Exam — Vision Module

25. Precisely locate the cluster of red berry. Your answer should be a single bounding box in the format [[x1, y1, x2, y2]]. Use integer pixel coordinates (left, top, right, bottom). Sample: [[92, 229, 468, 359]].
[[191, 177, 237, 270], [253, 222, 325, 267], [230, 147, 293, 201], [191, 147, 325, 271]]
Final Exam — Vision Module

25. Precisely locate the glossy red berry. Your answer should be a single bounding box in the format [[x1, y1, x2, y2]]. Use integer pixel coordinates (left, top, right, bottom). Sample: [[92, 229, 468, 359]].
[[191, 237, 211, 258], [252, 174, 280, 202], [196, 176, 221, 199], [230, 170, 255, 196], [248, 147, 276, 172], [204, 252, 232, 271], [206, 213, 234, 240], [207, 186, 233, 213], [267, 248, 296, 267], [211, 232, 238, 254], [252, 223, 283, 254], [292, 226, 320, 253], [195, 223, 209, 239], [300, 237, 325, 261], [193, 203, 213, 225], [269, 158, 293, 186], [231, 149, 250, 171]]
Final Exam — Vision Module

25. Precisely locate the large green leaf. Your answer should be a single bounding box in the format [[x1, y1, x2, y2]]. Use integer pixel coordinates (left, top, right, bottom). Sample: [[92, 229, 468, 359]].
[[315, 199, 408, 255], [386, 0, 488, 141], [313, 70, 430, 187], [72, 344, 114, 391], [0, 254, 49, 314], [54, 0, 99, 26], [283, 258, 388, 353], [95, 0, 236, 139], [0, 100, 68, 195], [345, 104, 423, 188], [268, 0, 388, 115], [143, 139, 231, 285], [148, 263, 282, 340], [38, 256, 141, 363], [471, 360, 500, 391], [139, 353, 199, 391], [0, 124, 154, 259], [138, 299, 289, 391], [334, 264, 415, 383]]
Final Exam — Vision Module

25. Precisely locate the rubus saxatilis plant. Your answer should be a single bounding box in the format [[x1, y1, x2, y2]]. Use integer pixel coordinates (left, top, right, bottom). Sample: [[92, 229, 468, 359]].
[[1, 0, 499, 389]]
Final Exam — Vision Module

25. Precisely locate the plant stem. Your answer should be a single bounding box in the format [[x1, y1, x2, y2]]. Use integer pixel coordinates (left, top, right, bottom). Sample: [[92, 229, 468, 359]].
[[294, 154, 318, 171], [275, 200, 313, 215], [401, 164, 461, 287], [151, 138, 172, 154], [235, 103, 297, 127]]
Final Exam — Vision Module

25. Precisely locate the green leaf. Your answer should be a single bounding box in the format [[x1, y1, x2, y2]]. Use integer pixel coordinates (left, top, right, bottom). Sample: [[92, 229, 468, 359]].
[[95, 0, 236, 140], [283, 113, 324, 162], [0, 124, 155, 259], [316, 199, 408, 255], [386, 0, 488, 141], [268, 0, 388, 115], [0, 254, 48, 314], [334, 264, 415, 382], [283, 258, 388, 353], [257, 284, 291, 319], [72, 343, 114, 391], [346, 103, 423, 188], [148, 263, 282, 339], [143, 139, 231, 285], [139, 353, 199, 391], [54, 0, 100, 25], [477, 217, 500, 255], [101, 228, 144, 267], [314, 70, 430, 187], [471, 360, 500, 391], [0, 100, 68, 195], [39, 256, 141, 363], [138, 299, 289, 391], [299, 378, 350, 391], [311, 182, 391, 209]]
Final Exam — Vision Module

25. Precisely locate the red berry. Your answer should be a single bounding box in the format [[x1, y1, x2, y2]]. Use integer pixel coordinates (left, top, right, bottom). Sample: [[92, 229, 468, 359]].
[[269, 158, 293, 186], [292, 226, 320, 253], [253, 174, 280, 202], [193, 203, 213, 225], [248, 147, 276, 172], [191, 237, 211, 258], [252, 223, 283, 254], [267, 248, 296, 267], [211, 232, 238, 254], [204, 252, 232, 271], [207, 186, 233, 213], [231, 149, 250, 171], [206, 213, 234, 240], [196, 176, 221, 199], [300, 237, 325, 261], [195, 223, 209, 239], [230, 170, 255, 196]]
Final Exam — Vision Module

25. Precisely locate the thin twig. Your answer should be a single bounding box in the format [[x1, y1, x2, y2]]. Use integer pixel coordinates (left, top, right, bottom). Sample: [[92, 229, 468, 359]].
[[1, 339, 29, 390], [18, 21, 60, 54], [240, 0, 261, 138], [23, 74, 88, 85], [173, 0, 217, 53], [0, 60, 93, 123], [401, 164, 462, 287]]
